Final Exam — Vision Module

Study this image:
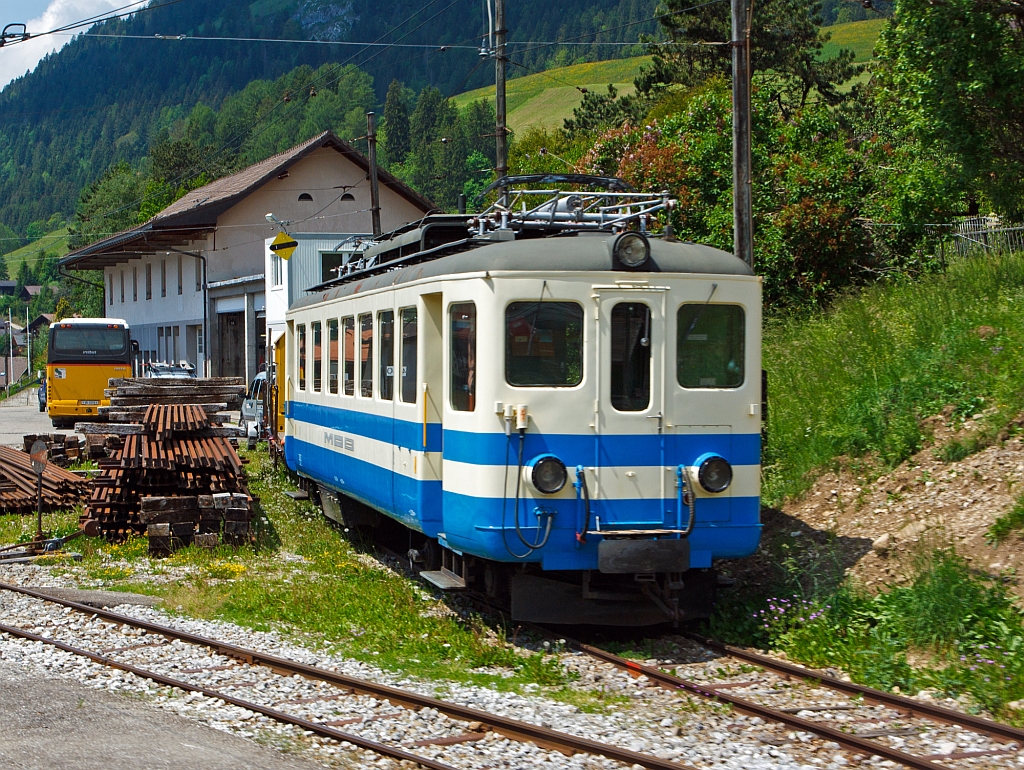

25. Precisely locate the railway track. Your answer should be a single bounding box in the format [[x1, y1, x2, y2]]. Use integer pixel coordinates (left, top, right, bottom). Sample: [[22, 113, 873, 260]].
[[567, 633, 1024, 770], [0, 581, 696, 770]]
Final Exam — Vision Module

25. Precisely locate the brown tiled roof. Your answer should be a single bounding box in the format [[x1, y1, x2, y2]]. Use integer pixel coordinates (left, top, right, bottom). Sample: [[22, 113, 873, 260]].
[[62, 131, 435, 268]]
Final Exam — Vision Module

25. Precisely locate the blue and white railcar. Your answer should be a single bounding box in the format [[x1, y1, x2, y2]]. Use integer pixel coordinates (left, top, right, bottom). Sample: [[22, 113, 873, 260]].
[[283, 178, 762, 625]]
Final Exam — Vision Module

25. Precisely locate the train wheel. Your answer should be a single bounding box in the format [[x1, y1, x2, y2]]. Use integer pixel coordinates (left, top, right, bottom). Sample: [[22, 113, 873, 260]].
[[421, 539, 442, 572], [484, 563, 510, 601]]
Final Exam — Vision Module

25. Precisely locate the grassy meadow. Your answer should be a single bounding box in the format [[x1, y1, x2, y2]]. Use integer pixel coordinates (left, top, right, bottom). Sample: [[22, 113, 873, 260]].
[[762, 250, 1024, 505]]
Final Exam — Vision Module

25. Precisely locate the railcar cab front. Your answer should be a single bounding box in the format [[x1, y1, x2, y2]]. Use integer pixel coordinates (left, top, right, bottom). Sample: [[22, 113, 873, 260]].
[[284, 177, 762, 626]]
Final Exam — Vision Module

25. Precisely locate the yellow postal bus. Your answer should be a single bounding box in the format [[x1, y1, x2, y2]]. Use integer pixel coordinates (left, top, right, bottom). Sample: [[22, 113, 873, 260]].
[[47, 318, 135, 428]]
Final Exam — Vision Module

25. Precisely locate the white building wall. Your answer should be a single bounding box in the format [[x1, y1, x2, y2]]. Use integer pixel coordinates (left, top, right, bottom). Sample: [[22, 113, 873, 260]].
[[100, 145, 429, 382], [103, 253, 206, 370]]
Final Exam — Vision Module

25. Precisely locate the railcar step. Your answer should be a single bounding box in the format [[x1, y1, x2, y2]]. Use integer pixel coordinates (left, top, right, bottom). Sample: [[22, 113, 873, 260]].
[[285, 490, 309, 500], [419, 570, 467, 590], [587, 528, 689, 537]]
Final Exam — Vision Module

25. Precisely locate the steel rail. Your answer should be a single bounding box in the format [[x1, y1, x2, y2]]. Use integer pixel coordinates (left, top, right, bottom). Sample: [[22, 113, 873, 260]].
[[0, 582, 696, 770], [683, 634, 1024, 743], [574, 642, 1012, 770], [0, 621, 456, 770]]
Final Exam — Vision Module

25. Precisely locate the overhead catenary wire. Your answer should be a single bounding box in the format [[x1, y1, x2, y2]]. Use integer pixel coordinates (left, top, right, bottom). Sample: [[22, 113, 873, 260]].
[[0, 0, 192, 47]]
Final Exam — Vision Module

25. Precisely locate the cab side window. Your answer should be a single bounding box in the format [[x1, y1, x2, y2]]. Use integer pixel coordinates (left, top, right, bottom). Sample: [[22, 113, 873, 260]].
[[450, 303, 476, 411]]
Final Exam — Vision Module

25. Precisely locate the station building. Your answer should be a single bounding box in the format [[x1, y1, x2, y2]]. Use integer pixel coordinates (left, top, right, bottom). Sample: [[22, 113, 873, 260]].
[[60, 131, 433, 383]]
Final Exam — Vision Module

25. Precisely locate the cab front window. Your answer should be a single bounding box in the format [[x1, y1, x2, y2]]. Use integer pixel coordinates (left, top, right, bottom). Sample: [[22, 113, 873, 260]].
[[677, 304, 745, 388]]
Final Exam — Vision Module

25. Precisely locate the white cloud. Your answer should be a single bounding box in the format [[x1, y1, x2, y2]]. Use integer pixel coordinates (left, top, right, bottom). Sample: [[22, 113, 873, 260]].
[[0, 0, 124, 90]]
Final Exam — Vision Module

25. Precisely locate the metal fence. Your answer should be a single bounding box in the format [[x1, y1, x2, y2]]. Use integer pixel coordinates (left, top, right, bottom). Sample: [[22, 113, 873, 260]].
[[952, 217, 1024, 258]]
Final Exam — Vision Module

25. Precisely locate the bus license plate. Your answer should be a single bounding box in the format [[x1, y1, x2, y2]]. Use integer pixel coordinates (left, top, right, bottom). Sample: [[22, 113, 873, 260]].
[[81, 400, 100, 405]]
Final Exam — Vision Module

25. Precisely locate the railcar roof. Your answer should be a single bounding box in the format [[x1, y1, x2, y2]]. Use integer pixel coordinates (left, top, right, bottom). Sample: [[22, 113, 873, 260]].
[[291, 232, 752, 310]]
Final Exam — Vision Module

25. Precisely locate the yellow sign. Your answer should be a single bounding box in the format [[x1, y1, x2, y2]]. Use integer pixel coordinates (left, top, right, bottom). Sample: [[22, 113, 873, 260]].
[[270, 231, 298, 260]]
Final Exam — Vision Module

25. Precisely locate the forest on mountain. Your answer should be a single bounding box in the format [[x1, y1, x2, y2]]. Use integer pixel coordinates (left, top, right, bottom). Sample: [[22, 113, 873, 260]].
[[0, 0, 660, 238]]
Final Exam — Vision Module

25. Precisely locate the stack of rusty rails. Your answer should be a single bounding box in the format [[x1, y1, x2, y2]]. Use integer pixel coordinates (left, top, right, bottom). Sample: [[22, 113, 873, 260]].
[[0, 445, 90, 514], [81, 402, 252, 552]]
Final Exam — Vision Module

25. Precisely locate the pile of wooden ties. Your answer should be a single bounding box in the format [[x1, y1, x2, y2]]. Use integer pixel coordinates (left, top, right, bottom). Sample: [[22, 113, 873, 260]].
[[0, 445, 89, 513], [81, 379, 253, 555]]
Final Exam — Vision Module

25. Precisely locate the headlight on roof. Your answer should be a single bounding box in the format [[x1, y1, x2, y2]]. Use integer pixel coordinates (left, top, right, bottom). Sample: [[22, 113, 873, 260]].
[[610, 231, 650, 268], [524, 454, 568, 494]]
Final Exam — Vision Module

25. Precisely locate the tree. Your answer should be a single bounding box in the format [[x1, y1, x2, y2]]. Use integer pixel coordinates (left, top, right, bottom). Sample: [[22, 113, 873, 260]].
[[875, 0, 1024, 217], [68, 163, 146, 249], [382, 79, 412, 165], [635, 0, 860, 114]]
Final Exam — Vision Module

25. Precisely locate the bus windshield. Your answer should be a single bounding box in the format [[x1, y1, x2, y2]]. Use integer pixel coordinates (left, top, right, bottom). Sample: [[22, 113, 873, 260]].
[[50, 326, 130, 362]]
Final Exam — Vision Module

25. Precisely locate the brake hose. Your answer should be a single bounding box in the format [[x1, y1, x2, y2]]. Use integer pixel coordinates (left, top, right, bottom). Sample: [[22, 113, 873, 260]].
[[513, 428, 554, 551], [576, 466, 592, 543]]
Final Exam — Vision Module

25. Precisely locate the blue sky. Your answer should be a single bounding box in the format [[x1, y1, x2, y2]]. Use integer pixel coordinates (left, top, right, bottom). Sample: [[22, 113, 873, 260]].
[[4, 1, 54, 21], [0, 0, 124, 89]]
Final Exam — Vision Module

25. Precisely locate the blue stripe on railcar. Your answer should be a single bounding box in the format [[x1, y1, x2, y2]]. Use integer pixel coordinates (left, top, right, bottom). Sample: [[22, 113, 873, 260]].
[[443, 430, 761, 467], [285, 430, 762, 569], [284, 435, 443, 534], [288, 401, 760, 466]]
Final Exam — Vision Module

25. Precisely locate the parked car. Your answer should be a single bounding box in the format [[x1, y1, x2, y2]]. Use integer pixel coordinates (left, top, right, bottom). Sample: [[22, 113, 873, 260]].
[[38, 378, 46, 412], [146, 361, 197, 379]]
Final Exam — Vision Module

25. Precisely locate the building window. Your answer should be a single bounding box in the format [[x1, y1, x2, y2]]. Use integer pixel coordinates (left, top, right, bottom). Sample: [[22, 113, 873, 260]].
[[107, 273, 113, 306], [160, 259, 166, 298], [120, 270, 125, 303], [172, 326, 179, 362], [298, 193, 313, 201], [146, 263, 152, 300], [177, 255, 183, 295], [379, 310, 394, 400], [400, 308, 417, 404], [133, 266, 137, 302], [359, 313, 373, 397], [157, 327, 164, 361], [197, 326, 204, 356], [312, 321, 322, 392], [271, 253, 283, 288], [450, 303, 476, 411], [297, 324, 306, 390], [328, 319, 339, 394], [342, 316, 354, 396], [195, 257, 202, 292]]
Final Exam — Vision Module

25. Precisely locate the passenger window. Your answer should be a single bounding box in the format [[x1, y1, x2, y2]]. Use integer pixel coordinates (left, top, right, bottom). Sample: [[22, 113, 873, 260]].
[[379, 310, 394, 400], [401, 307, 417, 404], [450, 303, 476, 411], [297, 324, 306, 391], [677, 304, 745, 388], [312, 321, 322, 392], [610, 303, 651, 411], [506, 301, 583, 387], [359, 313, 373, 397], [328, 319, 339, 394], [343, 317, 354, 395]]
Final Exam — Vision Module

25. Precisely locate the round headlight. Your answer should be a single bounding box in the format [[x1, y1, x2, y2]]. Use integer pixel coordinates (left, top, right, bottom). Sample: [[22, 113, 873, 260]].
[[612, 232, 650, 268], [697, 455, 732, 493], [529, 455, 568, 494]]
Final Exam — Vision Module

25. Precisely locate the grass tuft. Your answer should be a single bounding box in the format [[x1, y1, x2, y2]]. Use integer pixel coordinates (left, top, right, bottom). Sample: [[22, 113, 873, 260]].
[[987, 496, 1024, 544]]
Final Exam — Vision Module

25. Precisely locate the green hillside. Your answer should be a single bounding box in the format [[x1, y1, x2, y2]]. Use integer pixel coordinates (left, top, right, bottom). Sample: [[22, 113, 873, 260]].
[[821, 17, 887, 63], [3, 230, 70, 276], [450, 18, 884, 134], [452, 56, 651, 135]]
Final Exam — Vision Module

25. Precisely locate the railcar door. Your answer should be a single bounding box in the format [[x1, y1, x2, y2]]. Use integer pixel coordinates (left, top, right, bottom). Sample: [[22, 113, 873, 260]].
[[592, 286, 669, 535]]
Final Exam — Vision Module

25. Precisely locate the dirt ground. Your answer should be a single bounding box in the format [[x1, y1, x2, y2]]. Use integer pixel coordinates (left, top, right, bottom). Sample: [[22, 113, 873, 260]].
[[729, 409, 1024, 599]]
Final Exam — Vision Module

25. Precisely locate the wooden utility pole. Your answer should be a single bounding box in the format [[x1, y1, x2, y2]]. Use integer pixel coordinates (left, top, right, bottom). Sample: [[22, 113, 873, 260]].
[[494, 0, 508, 205], [366, 111, 382, 236], [732, 0, 753, 269]]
